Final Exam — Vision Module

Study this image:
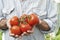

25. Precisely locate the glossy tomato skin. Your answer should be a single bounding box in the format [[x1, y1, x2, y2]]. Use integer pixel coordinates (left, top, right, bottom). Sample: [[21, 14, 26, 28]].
[[10, 26, 21, 35], [10, 16, 19, 26], [20, 23, 32, 33], [28, 14, 39, 26]]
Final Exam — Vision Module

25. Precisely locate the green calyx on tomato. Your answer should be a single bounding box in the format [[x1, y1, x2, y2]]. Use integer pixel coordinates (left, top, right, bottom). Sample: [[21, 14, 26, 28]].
[[19, 14, 28, 23]]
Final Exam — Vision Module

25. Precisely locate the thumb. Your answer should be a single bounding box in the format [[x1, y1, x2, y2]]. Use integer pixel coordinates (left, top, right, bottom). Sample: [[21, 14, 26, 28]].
[[7, 19, 11, 28], [21, 32, 27, 36]]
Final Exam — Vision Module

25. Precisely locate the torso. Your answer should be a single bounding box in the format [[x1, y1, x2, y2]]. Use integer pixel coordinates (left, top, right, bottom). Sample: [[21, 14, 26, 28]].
[[2, 0, 49, 40]]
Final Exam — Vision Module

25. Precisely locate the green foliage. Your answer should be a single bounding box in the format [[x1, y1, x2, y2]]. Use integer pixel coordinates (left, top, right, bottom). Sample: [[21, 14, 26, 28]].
[[54, 34, 60, 40], [0, 31, 2, 40]]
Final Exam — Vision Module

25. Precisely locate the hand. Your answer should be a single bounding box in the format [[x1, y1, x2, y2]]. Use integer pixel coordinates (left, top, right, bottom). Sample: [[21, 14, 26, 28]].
[[0, 18, 8, 29], [7, 14, 34, 38], [9, 28, 34, 38], [9, 30, 20, 38], [35, 19, 50, 31], [20, 27, 34, 38]]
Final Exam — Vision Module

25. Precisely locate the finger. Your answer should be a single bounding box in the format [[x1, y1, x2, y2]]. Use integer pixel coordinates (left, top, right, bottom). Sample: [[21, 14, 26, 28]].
[[9, 30, 19, 38], [27, 28, 34, 33], [27, 30, 33, 33], [10, 33, 15, 36], [10, 34, 19, 38], [9, 30, 15, 36], [15, 35, 19, 38], [21, 32, 27, 36], [7, 19, 11, 28], [23, 32, 31, 36], [19, 36, 22, 39]]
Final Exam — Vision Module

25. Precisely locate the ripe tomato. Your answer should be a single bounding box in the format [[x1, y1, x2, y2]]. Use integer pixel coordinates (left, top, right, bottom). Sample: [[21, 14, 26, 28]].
[[20, 23, 32, 33], [10, 16, 19, 26], [20, 14, 28, 23], [10, 26, 21, 35], [28, 14, 39, 26]]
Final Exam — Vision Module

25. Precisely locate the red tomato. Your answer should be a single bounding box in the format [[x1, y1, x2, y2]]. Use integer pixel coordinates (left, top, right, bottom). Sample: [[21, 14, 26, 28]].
[[20, 23, 32, 33], [28, 14, 39, 26], [10, 26, 21, 35], [10, 16, 19, 26], [20, 14, 28, 23]]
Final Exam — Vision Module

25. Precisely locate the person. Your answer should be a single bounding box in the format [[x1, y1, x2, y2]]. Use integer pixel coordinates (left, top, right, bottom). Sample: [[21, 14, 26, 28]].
[[0, 0, 57, 40]]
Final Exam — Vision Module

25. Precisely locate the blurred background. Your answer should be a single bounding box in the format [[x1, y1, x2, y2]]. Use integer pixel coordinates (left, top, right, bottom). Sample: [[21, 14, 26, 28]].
[[0, 0, 60, 40]]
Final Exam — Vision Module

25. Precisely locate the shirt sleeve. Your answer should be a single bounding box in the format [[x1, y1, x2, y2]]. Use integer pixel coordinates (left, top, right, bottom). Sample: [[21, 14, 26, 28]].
[[28, 0, 57, 34], [0, 0, 4, 20], [2, 0, 18, 20], [40, 0, 57, 34]]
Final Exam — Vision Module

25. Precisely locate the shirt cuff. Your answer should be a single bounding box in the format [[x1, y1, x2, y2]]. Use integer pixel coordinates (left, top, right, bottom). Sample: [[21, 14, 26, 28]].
[[40, 19, 55, 34], [0, 17, 4, 20]]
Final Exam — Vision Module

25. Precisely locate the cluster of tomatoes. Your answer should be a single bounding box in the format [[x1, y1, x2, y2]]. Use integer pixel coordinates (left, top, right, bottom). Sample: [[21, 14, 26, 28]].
[[10, 13, 39, 36]]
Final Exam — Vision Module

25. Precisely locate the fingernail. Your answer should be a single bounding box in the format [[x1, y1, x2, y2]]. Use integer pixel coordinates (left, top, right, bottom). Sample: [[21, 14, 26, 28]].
[[10, 34, 14, 36], [27, 30, 30, 32], [23, 32, 26, 34], [15, 35, 18, 37]]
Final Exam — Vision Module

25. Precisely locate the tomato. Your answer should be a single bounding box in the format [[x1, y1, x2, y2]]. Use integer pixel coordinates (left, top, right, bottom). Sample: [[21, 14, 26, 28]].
[[10, 26, 21, 35], [10, 16, 19, 26], [27, 14, 39, 26], [20, 23, 32, 33], [20, 14, 28, 23]]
